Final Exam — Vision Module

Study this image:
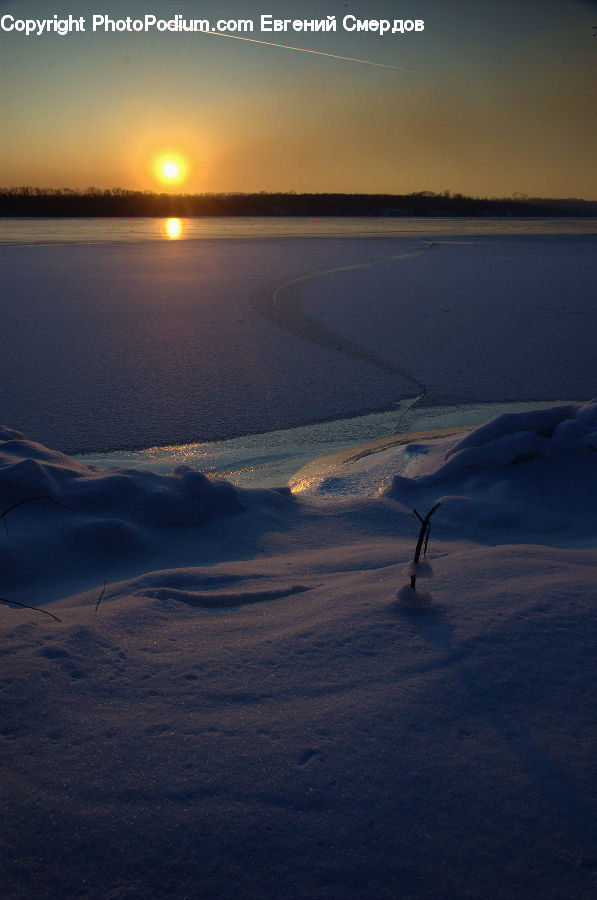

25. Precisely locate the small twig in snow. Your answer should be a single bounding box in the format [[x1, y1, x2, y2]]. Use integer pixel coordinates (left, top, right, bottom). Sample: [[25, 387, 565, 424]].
[[95, 581, 107, 613], [0, 596, 62, 623], [1, 495, 72, 536], [410, 502, 442, 591], [423, 522, 431, 558]]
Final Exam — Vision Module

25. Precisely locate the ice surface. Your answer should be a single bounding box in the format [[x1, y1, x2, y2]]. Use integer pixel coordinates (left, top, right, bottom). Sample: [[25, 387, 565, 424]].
[[2, 234, 596, 452], [76, 398, 578, 491], [0, 237, 420, 452], [1, 402, 596, 898], [290, 236, 597, 402]]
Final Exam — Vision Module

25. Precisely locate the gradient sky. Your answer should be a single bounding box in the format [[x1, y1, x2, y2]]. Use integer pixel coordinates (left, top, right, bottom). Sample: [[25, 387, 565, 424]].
[[1, 0, 596, 197]]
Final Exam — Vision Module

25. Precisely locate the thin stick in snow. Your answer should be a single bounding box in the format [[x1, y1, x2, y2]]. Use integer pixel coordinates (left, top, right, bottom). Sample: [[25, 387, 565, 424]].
[[1, 495, 72, 535], [410, 502, 442, 591], [0, 596, 62, 623], [94, 581, 107, 613]]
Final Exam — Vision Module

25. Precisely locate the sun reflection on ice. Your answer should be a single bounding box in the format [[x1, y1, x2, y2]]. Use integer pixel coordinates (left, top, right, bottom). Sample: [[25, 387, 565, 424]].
[[165, 217, 182, 239]]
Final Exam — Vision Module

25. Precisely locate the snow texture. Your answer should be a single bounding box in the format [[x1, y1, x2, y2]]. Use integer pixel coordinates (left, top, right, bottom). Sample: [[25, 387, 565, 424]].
[[1, 400, 597, 898]]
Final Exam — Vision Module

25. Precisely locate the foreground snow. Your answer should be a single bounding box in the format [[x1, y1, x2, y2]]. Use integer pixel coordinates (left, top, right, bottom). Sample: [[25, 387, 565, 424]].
[[1, 402, 596, 898]]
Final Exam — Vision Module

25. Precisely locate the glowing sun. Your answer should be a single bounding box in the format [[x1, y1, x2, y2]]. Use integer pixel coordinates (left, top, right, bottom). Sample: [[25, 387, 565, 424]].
[[155, 154, 187, 186], [162, 161, 179, 180]]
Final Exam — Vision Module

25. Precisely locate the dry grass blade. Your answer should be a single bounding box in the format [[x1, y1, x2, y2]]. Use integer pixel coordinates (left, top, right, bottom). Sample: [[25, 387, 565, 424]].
[[0, 596, 62, 623]]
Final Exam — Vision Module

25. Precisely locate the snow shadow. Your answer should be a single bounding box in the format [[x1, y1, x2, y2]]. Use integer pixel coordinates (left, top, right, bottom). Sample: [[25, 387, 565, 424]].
[[394, 602, 455, 651], [489, 710, 597, 864]]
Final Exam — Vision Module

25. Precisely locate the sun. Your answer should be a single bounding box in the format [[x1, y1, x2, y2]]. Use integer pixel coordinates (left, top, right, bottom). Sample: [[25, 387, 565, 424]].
[[154, 153, 187, 186], [162, 161, 179, 180]]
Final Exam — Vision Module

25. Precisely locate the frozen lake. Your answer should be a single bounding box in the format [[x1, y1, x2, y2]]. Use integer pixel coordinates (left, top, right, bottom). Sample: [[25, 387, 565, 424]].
[[3, 215, 597, 244], [1, 218, 596, 900], [1, 219, 596, 456]]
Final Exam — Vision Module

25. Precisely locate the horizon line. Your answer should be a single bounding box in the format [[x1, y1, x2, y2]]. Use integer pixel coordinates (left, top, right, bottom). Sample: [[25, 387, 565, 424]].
[[1, 187, 597, 204]]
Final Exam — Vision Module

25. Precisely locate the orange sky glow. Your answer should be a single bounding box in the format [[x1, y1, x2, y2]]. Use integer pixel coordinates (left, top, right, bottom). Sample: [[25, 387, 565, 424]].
[[1, 0, 596, 198]]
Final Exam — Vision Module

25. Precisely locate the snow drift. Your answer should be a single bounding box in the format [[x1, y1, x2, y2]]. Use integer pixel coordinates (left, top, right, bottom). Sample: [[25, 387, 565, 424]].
[[1, 403, 596, 899], [386, 399, 597, 545]]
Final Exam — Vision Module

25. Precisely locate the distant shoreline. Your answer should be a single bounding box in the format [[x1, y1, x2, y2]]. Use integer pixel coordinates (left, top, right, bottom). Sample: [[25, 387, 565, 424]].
[[2, 188, 597, 218]]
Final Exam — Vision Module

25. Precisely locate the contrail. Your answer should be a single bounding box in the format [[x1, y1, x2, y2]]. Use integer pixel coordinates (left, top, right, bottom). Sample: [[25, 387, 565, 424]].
[[201, 29, 443, 75]]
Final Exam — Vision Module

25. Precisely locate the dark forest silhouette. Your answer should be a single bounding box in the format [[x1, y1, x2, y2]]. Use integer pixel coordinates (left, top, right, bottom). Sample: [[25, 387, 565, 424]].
[[1, 187, 596, 217]]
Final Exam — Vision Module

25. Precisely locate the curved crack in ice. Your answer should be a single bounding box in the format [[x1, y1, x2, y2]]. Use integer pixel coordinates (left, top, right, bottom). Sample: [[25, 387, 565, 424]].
[[257, 244, 433, 430]]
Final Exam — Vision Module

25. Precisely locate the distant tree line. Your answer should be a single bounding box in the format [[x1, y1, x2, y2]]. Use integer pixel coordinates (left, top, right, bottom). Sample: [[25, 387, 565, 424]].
[[1, 186, 596, 217]]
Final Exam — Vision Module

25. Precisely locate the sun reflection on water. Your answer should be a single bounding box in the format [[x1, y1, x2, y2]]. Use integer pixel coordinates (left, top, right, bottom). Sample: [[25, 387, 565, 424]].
[[165, 217, 182, 239]]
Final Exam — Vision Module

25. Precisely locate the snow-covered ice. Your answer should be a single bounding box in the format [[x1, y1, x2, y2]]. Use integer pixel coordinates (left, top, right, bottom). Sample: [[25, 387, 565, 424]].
[[2, 234, 596, 452], [1, 399, 596, 898]]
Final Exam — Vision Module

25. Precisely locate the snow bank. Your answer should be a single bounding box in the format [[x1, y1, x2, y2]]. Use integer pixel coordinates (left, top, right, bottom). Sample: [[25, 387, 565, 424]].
[[0, 425, 295, 604], [0, 426, 247, 520], [387, 400, 597, 545], [444, 400, 597, 467]]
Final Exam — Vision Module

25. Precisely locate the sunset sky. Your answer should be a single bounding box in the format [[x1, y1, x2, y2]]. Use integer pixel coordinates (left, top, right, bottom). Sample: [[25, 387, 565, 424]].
[[1, 0, 596, 198]]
